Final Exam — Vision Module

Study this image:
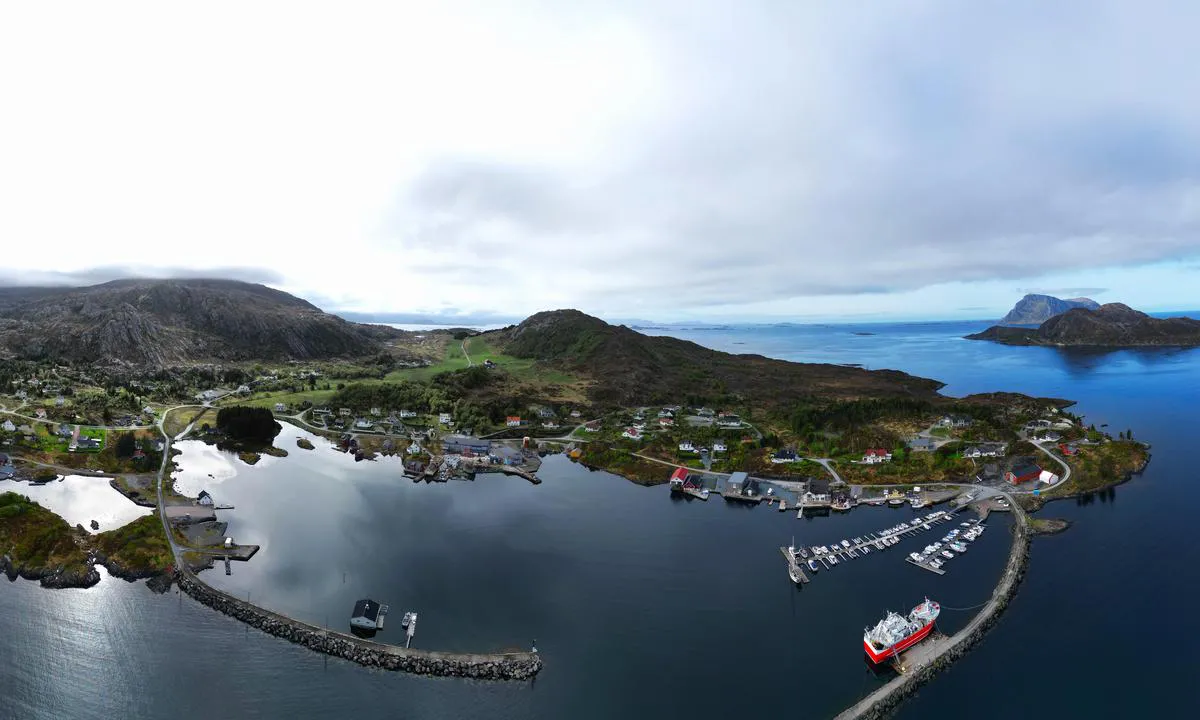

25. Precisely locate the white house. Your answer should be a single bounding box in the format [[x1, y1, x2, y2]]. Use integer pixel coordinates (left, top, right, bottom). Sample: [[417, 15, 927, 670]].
[[54, 396, 65, 407], [712, 441, 727, 453], [1039, 470, 1060, 485], [716, 413, 742, 428], [143, 406, 155, 415], [274, 403, 288, 412], [658, 417, 674, 427], [354, 418, 373, 430], [621, 427, 643, 440], [570, 410, 582, 418], [438, 413, 453, 425], [862, 448, 892, 464], [2, 420, 15, 432], [541, 421, 560, 429], [408, 441, 422, 454], [34, 408, 47, 419], [399, 409, 418, 418], [370, 407, 382, 416], [197, 490, 214, 507], [657, 408, 674, 418], [938, 414, 972, 428], [678, 440, 695, 453], [339, 407, 352, 417], [237, 385, 251, 395], [583, 420, 602, 432]]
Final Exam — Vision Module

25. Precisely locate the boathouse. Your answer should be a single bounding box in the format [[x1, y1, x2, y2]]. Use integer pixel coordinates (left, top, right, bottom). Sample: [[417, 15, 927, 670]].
[[443, 435, 490, 455], [726, 471, 748, 494], [351, 599, 382, 631], [1005, 463, 1042, 484]]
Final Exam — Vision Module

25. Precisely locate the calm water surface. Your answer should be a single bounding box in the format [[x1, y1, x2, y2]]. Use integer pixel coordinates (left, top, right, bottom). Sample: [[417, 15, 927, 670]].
[[3, 320, 1198, 719], [0, 474, 151, 532]]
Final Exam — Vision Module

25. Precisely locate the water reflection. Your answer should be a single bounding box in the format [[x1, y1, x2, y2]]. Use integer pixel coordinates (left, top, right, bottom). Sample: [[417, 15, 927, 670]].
[[0, 475, 152, 532]]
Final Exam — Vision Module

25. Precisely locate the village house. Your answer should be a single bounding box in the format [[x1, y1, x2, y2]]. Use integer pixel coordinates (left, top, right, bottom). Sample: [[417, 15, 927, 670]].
[[274, 403, 288, 412], [313, 407, 331, 416], [536, 407, 556, 419], [407, 440, 422, 455], [34, 408, 47, 419], [658, 417, 674, 428], [1, 420, 15, 433], [57, 424, 73, 438], [716, 413, 742, 429], [678, 440, 695, 453], [695, 407, 715, 417], [54, 396, 65, 407], [569, 410, 582, 419], [506, 416, 522, 427], [73, 436, 100, 451], [541, 421, 559, 430], [907, 437, 937, 452], [1005, 463, 1042, 484], [399, 409, 418, 418], [143, 406, 154, 415], [1037, 431, 1062, 443], [14, 390, 27, 400], [621, 427, 643, 440], [771, 448, 800, 464], [370, 407, 381, 416], [354, 418, 374, 430], [438, 413, 453, 425], [712, 441, 727, 454], [804, 478, 831, 504], [237, 385, 251, 395], [938, 414, 972, 429], [338, 408, 352, 417], [862, 448, 892, 464], [583, 419, 602, 432]]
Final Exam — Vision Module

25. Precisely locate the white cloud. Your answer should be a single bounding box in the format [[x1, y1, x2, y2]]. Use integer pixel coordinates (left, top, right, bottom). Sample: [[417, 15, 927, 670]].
[[1, 1, 1198, 320]]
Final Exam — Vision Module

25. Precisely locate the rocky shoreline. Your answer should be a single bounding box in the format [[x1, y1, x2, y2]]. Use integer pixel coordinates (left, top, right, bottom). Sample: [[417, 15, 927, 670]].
[[836, 504, 1032, 720], [175, 569, 543, 680], [1, 552, 101, 588]]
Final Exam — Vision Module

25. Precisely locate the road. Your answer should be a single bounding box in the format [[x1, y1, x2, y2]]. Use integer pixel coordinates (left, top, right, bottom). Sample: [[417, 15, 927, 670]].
[[461, 339, 474, 367], [805, 457, 842, 483], [1020, 432, 1072, 491]]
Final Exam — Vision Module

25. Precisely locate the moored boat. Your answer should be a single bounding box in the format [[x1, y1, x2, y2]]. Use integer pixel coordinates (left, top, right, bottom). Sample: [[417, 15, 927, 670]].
[[863, 598, 940, 664]]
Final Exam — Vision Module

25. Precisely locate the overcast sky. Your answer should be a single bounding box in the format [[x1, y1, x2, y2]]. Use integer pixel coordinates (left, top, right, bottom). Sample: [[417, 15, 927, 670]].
[[2, 1, 1198, 323]]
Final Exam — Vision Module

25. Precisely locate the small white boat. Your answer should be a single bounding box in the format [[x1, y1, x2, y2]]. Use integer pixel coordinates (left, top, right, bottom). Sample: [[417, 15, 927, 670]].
[[941, 550, 955, 559]]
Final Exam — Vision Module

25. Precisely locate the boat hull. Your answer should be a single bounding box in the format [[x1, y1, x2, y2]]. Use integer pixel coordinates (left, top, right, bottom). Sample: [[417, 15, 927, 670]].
[[863, 620, 935, 664]]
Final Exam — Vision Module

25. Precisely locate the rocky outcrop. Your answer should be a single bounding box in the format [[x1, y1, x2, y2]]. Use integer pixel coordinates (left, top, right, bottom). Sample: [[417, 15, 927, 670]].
[[1000, 294, 1099, 325], [1, 553, 101, 588], [175, 570, 542, 680], [836, 506, 1032, 720]]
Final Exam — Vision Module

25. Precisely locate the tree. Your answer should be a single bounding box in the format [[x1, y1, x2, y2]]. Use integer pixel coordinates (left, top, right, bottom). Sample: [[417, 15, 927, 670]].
[[1126, 428, 1133, 440], [115, 432, 137, 458]]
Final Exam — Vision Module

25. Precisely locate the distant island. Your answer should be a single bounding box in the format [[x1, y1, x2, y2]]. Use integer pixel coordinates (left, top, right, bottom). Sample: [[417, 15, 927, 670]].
[[999, 294, 1099, 325], [968, 303, 1200, 347]]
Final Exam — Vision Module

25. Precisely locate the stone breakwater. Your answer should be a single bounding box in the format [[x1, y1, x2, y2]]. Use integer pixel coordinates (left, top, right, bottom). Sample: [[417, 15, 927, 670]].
[[836, 501, 1032, 720], [175, 570, 542, 680]]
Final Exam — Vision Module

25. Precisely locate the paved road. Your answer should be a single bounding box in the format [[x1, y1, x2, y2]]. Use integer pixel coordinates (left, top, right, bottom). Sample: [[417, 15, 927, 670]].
[[1019, 432, 1072, 492], [805, 457, 842, 483]]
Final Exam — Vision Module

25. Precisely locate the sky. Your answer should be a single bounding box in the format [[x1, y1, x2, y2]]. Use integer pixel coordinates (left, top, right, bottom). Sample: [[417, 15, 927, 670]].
[[2, 1, 1199, 324]]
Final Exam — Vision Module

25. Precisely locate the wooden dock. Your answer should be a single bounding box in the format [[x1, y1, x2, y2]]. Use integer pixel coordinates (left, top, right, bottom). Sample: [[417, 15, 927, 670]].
[[906, 557, 946, 575]]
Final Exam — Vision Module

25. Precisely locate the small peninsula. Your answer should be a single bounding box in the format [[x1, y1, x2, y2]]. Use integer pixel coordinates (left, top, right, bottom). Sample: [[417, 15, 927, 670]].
[[968, 303, 1200, 347]]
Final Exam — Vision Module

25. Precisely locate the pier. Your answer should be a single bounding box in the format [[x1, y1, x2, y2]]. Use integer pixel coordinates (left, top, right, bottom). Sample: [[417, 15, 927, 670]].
[[778, 546, 810, 584]]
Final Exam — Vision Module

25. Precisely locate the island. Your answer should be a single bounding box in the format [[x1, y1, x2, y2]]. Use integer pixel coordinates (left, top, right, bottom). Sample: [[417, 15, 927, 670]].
[[967, 303, 1200, 347]]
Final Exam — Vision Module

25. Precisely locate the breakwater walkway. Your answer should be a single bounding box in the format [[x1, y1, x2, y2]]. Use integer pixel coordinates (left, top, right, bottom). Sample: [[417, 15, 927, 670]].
[[174, 569, 542, 680], [835, 495, 1031, 720]]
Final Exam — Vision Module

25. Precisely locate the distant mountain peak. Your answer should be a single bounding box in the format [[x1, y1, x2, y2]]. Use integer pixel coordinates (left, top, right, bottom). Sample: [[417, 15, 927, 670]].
[[1000, 294, 1100, 325]]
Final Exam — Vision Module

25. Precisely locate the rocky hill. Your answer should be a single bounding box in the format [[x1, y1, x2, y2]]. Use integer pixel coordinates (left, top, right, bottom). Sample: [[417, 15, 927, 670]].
[[1000, 294, 1099, 325], [967, 303, 1200, 347], [491, 309, 944, 407], [0, 279, 395, 365]]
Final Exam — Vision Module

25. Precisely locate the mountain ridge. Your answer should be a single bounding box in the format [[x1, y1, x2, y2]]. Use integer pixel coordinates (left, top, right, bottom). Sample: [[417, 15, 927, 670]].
[[0, 278, 398, 366], [488, 309, 945, 407]]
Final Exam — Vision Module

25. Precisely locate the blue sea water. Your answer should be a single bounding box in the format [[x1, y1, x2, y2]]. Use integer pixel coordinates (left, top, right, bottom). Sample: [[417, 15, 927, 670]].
[[2, 319, 1198, 719]]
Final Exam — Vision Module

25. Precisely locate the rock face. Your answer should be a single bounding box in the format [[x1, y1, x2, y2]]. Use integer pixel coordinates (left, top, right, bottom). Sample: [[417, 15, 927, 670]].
[[968, 304, 1200, 347], [175, 570, 542, 680], [0, 278, 398, 365], [1000, 294, 1100, 325]]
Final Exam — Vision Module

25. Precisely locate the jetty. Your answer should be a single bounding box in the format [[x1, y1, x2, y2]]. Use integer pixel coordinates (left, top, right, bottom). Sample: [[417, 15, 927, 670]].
[[778, 546, 810, 584]]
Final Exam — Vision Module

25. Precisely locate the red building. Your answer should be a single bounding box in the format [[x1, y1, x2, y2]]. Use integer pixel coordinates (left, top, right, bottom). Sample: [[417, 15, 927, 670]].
[[1005, 464, 1041, 484]]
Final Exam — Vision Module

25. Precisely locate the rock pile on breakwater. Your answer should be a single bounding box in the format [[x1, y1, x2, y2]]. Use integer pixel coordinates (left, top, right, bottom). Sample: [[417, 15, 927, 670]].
[[175, 570, 542, 680], [837, 506, 1033, 720]]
